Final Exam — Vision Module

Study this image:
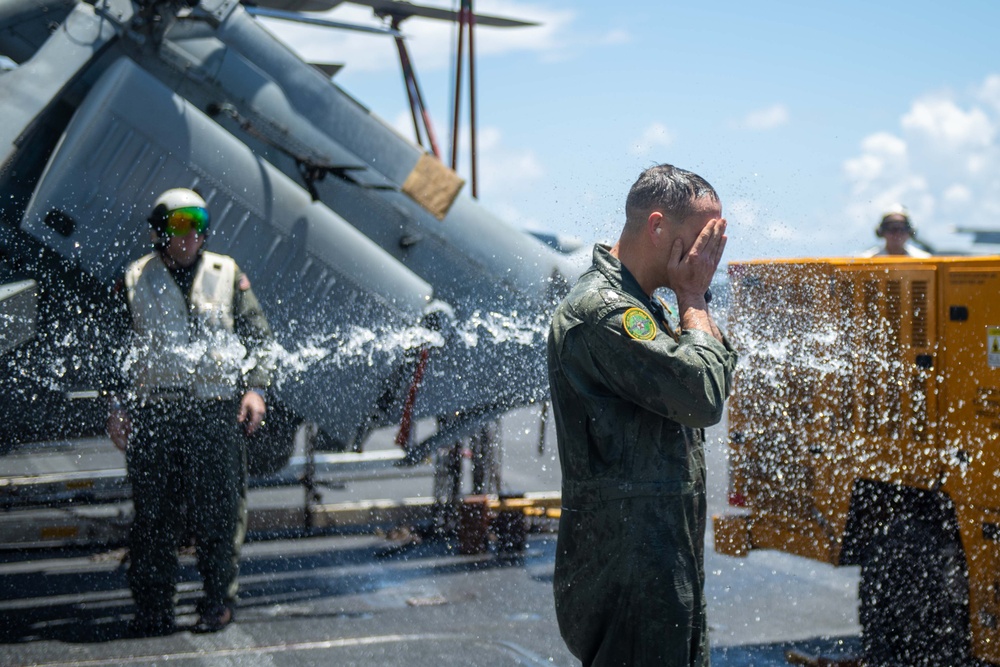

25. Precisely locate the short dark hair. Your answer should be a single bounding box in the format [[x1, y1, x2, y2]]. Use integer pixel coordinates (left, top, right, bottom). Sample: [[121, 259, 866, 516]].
[[624, 164, 719, 233]]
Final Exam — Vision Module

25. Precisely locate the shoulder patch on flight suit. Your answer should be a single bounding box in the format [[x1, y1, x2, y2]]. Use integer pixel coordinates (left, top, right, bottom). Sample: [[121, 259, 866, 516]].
[[622, 307, 656, 341], [238, 275, 251, 291]]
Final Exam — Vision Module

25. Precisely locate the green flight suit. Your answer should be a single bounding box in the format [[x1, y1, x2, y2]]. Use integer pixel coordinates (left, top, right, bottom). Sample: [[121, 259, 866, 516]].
[[547, 244, 737, 667], [120, 254, 273, 618]]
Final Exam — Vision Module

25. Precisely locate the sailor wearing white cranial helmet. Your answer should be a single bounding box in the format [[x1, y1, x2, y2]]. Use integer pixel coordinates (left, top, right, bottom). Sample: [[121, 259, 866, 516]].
[[107, 187, 273, 637]]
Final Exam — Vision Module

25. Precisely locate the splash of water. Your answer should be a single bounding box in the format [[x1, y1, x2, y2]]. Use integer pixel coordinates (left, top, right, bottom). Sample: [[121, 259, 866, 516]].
[[454, 310, 547, 348], [2, 304, 554, 406]]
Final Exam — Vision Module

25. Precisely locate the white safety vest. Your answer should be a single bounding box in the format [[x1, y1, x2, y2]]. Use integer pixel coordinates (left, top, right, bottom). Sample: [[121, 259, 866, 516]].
[[125, 251, 246, 399]]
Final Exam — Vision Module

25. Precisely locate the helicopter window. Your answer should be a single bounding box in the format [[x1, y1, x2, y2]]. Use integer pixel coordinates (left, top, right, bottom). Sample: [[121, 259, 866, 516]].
[[43, 209, 76, 237]]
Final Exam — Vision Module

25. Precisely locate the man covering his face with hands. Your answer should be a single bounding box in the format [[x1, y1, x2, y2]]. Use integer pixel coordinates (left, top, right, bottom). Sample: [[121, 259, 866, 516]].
[[547, 164, 737, 666]]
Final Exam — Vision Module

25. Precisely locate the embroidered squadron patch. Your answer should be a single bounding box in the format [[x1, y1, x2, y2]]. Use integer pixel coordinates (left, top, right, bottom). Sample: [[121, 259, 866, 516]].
[[622, 307, 656, 341]]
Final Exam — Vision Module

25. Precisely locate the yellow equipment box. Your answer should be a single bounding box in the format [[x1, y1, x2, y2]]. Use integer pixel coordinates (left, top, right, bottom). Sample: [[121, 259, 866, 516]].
[[714, 255, 1000, 666]]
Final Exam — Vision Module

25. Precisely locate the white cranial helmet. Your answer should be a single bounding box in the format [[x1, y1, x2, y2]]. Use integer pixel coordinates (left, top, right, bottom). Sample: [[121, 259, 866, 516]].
[[147, 188, 209, 237]]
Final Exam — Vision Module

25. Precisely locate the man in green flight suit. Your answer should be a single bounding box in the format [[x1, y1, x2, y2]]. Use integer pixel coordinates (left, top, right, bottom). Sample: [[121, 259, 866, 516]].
[[106, 188, 274, 636], [547, 164, 737, 666]]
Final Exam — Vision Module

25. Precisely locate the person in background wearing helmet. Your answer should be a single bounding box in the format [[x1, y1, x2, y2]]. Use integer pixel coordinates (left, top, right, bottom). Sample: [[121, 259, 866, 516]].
[[859, 205, 932, 257], [106, 188, 274, 636]]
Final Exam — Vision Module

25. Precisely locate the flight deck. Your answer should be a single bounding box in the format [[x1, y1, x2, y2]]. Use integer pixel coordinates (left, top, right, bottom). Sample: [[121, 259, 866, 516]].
[[0, 407, 864, 667]]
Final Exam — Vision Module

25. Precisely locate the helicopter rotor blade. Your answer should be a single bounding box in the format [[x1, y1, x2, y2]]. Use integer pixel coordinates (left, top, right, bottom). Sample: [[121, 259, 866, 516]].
[[244, 0, 350, 13], [245, 6, 403, 36], [355, 0, 537, 27], [249, 0, 537, 26]]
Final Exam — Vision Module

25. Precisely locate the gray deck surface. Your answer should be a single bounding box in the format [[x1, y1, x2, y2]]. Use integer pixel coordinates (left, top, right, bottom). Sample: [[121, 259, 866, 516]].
[[0, 406, 862, 666]]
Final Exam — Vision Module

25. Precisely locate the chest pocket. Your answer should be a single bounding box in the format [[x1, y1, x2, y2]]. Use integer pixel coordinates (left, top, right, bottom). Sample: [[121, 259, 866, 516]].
[[634, 408, 691, 481]]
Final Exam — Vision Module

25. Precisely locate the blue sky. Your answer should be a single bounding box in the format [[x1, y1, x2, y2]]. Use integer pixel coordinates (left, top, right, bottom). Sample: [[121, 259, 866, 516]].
[[262, 0, 1000, 260]]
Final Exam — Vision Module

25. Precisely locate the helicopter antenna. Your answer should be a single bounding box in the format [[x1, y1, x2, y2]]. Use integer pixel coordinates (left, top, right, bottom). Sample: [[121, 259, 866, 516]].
[[449, 0, 477, 197], [388, 14, 442, 159]]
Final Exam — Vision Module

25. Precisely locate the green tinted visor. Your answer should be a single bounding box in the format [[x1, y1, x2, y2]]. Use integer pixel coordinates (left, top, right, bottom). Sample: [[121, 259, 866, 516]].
[[164, 206, 210, 236]]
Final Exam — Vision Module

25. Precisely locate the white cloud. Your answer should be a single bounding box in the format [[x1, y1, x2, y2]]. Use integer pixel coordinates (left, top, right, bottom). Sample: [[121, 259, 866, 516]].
[[980, 74, 1000, 113], [474, 1, 575, 56], [943, 183, 972, 205], [901, 96, 994, 150], [389, 111, 416, 142], [736, 104, 790, 131], [967, 153, 990, 175], [480, 128, 544, 194], [446, 125, 544, 198], [842, 74, 1000, 252], [842, 132, 908, 193], [860, 132, 908, 157], [628, 122, 674, 155]]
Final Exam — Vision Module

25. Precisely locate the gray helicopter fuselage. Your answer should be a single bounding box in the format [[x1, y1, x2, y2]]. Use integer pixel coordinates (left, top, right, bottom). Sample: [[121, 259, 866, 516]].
[[0, 0, 583, 456]]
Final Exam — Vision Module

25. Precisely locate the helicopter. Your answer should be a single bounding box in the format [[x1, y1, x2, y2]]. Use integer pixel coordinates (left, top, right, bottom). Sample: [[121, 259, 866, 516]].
[[0, 0, 584, 499]]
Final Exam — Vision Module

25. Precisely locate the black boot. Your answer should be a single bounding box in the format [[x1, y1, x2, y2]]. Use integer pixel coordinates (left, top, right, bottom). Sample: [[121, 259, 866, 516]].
[[128, 608, 176, 637], [193, 602, 234, 633]]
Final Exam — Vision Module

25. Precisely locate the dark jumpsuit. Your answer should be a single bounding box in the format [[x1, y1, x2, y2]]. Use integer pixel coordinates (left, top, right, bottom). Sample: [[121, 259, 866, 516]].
[[547, 244, 737, 667]]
